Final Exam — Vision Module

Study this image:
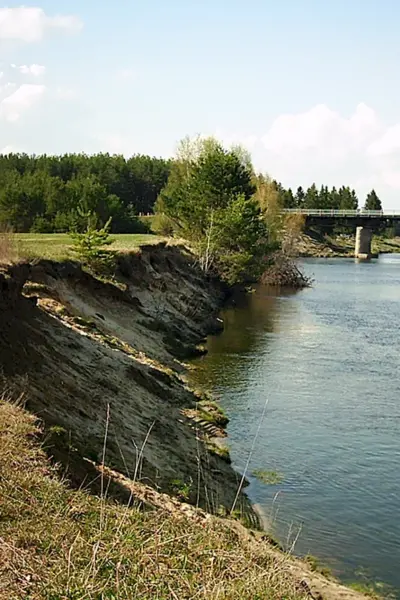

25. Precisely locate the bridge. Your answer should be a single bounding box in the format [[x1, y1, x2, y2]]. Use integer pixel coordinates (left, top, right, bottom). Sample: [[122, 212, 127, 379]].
[[283, 209, 400, 259], [283, 208, 400, 221]]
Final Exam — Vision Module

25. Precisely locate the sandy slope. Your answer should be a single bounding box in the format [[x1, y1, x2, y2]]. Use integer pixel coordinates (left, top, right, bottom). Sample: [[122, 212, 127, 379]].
[[0, 245, 255, 520]]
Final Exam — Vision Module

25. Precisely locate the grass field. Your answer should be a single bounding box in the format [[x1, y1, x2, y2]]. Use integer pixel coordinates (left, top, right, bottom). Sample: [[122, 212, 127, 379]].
[[14, 232, 164, 261]]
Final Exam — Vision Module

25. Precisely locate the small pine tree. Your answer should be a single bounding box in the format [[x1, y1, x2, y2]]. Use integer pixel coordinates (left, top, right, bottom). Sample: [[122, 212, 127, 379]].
[[70, 212, 115, 275], [364, 189, 382, 211]]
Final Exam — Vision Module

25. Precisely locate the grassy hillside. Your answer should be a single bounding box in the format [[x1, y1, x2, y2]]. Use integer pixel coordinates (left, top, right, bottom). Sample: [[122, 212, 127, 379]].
[[0, 398, 307, 600]]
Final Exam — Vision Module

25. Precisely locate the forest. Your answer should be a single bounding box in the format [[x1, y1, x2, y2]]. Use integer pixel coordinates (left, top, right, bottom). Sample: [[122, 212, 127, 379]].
[[0, 151, 382, 233], [0, 153, 171, 233]]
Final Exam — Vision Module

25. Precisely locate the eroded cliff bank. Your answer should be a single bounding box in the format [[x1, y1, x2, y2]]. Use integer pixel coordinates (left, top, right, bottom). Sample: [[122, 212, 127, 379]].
[[0, 243, 256, 521]]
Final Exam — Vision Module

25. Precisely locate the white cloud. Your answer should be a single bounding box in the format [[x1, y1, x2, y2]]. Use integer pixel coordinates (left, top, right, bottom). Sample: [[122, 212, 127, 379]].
[[242, 103, 400, 207], [367, 124, 400, 157], [18, 64, 46, 77], [0, 7, 82, 42], [262, 103, 381, 158], [47, 14, 83, 34], [0, 84, 46, 121], [214, 129, 258, 151], [0, 82, 17, 96]]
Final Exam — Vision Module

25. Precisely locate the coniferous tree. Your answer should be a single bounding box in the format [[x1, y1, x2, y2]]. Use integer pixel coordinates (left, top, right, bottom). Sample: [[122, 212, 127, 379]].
[[295, 186, 305, 208], [364, 189, 382, 210], [328, 186, 340, 209], [282, 188, 295, 208], [338, 186, 357, 210], [159, 137, 268, 284], [319, 185, 330, 208], [304, 183, 319, 208]]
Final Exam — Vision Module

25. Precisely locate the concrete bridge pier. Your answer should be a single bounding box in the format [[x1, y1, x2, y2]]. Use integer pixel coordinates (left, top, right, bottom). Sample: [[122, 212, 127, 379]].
[[355, 226, 372, 259]]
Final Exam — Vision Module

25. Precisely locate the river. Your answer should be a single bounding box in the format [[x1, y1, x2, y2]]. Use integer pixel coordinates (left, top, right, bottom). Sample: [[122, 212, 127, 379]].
[[189, 254, 400, 594]]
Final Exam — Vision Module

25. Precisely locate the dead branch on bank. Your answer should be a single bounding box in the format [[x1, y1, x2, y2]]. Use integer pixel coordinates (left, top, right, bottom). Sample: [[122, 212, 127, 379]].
[[261, 251, 313, 289]]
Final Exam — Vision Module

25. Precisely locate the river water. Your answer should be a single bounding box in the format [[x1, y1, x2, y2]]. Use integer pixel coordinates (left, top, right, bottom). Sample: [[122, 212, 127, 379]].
[[190, 254, 400, 593]]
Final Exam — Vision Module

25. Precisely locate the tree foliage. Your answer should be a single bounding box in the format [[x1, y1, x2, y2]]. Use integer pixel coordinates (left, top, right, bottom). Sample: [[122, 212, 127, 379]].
[[70, 213, 115, 274], [158, 138, 269, 284], [0, 150, 384, 236], [252, 175, 283, 246], [364, 189, 382, 210], [0, 153, 171, 233], [274, 182, 383, 212]]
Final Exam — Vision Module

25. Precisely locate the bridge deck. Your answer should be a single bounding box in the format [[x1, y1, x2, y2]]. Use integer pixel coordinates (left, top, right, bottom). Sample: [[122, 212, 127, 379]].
[[284, 209, 400, 218]]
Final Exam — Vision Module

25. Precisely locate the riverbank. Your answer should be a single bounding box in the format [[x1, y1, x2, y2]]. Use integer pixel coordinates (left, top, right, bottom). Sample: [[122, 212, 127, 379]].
[[0, 243, 251, 518], [0, 243, 371, 599], [295, 228, 400, 258]]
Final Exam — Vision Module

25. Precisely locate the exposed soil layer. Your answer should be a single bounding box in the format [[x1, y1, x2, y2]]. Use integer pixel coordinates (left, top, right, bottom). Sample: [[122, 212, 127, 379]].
[[0, 244, 255, 522]]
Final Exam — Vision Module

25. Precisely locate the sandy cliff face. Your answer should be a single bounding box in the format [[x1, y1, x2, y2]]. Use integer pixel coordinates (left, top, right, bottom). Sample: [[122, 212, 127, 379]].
[[0, 244, 255, 522]]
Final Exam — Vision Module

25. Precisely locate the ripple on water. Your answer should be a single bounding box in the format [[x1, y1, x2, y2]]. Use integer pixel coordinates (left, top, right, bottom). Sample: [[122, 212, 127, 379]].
[[190, 254, 400, 595]]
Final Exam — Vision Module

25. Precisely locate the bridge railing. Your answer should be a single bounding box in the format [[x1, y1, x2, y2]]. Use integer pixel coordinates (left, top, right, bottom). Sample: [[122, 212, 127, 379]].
[[283, 209, 400, 217]]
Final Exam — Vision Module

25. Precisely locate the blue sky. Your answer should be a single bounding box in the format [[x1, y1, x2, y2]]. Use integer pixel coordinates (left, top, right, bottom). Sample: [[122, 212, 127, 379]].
[[1, 1, 400, 207]]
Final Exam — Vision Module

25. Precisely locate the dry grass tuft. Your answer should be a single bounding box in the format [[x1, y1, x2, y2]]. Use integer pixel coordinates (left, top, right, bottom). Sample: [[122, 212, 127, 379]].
[[0, 227, 20, 265], [0, 398, 308, 600]]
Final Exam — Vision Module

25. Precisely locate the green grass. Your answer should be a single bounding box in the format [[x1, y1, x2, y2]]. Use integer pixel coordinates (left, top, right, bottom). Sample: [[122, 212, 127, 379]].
[[251, 469, 284, 485], [14, 232, 164, 261], [0, 398, 306, 600]]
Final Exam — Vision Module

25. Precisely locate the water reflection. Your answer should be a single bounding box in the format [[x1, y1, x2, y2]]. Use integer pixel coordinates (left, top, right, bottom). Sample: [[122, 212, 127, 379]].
[[193, 287, 300, 391], [190, 255, 400, 595]]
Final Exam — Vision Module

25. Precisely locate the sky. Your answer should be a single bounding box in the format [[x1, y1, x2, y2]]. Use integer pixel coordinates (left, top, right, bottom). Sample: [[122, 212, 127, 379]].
[[1, 0, 400, 207]]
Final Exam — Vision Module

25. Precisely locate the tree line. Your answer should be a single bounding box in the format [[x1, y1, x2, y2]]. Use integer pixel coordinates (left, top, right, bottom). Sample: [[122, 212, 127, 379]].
[[0, 150, 384, 235], [0, 153, 171, 233], [274, 183, 382, 211], [0, 151, 384, 235]]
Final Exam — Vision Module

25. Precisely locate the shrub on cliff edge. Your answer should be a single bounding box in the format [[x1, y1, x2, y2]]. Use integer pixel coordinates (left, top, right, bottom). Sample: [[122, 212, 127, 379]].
[[70, 212, 115, 275]]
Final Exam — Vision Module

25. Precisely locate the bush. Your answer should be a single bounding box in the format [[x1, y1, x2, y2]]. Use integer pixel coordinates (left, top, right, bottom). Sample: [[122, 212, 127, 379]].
[[261, 251, 312, 288], [30, 216, 54, 233], [70, 214, 115, 275]]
